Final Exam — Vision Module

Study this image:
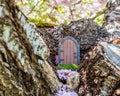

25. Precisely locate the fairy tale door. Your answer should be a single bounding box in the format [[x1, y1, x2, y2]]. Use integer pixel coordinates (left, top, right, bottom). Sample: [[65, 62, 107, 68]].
[[58, 36, 80, 64]]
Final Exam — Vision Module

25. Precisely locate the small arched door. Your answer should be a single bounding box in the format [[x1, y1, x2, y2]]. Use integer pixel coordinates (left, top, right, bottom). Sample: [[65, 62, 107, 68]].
[[58, 36, 80, 64]]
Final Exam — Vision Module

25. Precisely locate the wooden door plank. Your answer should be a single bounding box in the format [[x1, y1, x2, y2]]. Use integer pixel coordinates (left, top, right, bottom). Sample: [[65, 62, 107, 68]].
[[68, 40, 71, 64], [63, 41, 66, 64], [71, 40, 73, 64], [66, 40, 70, 64], [66, 40, 68, 64]]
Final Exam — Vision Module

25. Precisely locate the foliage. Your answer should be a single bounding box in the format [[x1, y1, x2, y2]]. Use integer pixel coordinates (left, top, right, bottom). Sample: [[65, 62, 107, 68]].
[[94, 15, 105, 26], [57, 64, 79, 70], [16, 0, 108, 26]]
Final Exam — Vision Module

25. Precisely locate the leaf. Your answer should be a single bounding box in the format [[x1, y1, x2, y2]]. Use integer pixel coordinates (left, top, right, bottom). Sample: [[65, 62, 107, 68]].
[[49, 15, 58, 22], [16, 3, 28, 7], [56, 6, 65, 14], [64, 19, 69, 25], [94, 15, 104, 26], [82, 0, 93, 4], [75, 14, 81, 18]]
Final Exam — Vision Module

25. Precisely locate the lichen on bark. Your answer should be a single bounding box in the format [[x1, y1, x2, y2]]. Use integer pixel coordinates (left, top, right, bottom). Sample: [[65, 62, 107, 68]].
[[0, 0, 61, 95]]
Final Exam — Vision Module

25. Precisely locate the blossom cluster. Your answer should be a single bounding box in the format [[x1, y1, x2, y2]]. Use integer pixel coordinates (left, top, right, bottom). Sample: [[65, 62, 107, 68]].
[[57, 69, 78, 80], [56, 69, 78, 96], [16, 0, 108, 26], [56, 89, 78, 96]]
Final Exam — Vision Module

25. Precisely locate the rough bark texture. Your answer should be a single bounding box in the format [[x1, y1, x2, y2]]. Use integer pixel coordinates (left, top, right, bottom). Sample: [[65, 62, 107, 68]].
[[0, 0, 120, 96], [78, 44, 120, 96], [0, 0, 61, 96], [78, 0, 120, 96]]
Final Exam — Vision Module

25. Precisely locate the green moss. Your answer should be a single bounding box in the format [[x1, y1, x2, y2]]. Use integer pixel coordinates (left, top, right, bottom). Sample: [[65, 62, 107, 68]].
[[57, 64, 79, 70]]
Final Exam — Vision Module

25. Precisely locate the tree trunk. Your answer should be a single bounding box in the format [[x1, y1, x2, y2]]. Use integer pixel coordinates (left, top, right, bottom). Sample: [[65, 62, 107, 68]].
[[78, 44, 120, 96], [1, 0, 120, 96], [40, 19, 108, 65], [0, 0, 61, 96], [78, 0, 120, 96]]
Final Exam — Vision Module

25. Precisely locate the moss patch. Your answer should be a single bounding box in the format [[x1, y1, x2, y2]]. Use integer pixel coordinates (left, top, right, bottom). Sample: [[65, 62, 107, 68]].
[[57, 64, 79, 70]]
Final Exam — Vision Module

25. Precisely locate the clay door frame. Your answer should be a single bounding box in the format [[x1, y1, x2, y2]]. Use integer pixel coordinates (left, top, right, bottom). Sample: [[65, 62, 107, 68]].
[[58, 36, 80, 64]]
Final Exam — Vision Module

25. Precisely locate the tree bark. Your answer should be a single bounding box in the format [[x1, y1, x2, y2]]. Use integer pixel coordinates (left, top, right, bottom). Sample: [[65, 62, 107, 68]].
[[0, 0, 61, 96], [0, 0, 120, 96], [78, 0, 120, 95], [78, 44, 120, 96], [40, 19, 108, 64]]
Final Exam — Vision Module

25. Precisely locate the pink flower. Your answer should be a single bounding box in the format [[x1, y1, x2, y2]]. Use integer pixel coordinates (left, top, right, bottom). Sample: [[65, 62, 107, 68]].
[[55, 55, 59, 64], [62, 91, 78, 96], [85, 56, 89, 60]]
